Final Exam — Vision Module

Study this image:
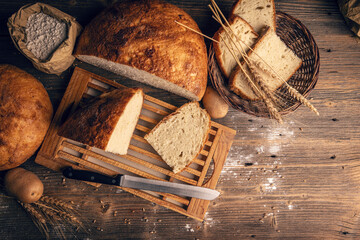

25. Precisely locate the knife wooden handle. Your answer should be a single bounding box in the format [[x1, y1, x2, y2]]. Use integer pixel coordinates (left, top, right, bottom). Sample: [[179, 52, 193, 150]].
[[62, 167, 122, 186]]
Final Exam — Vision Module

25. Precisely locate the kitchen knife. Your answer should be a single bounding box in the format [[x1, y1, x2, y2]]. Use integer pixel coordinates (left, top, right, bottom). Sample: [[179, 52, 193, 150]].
[[62, 167, 220, 200]]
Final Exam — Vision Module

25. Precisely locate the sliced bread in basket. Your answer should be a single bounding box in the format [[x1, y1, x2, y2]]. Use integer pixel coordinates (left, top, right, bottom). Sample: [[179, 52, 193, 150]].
[[213, 16, 258, 79], [229, 27, 302, 100], [231, 0, 276, 33]]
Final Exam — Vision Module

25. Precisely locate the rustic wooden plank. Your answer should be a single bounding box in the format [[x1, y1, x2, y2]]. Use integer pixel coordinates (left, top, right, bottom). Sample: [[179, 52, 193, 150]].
[[1, 0, 360, 239]]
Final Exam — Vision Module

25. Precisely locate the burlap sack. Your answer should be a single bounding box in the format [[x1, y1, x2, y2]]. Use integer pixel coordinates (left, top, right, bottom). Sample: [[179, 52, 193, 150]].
[[338, 0, 360, 38], [7, 3, 82, 75]]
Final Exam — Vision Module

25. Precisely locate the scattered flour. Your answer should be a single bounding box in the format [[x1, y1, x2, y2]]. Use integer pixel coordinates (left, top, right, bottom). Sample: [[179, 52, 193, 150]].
[[26, 12, 67, 60], [204, 212, 219, 228], [185, 224, 194, 232]]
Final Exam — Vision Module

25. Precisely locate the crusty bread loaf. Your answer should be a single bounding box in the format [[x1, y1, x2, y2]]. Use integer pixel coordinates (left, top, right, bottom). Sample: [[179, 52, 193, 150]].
[[213, 16, 258, 78], [58, 88, 143, 155], [231, 0, 276, 33], [144, 102, 210, 173], [0, 64, 53, 171], [75, 0, 208, 101], [229, 27, 302, 100]]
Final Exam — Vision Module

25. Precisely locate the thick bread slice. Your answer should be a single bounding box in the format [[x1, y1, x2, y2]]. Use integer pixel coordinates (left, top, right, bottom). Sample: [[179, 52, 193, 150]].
[[144, 102, 210, 173], [213, 16, 258, 78], [229, 27, 302, 100], [75, 0, 208, 101], [231, 0, 276, 33], [58, 88, 144, 155]]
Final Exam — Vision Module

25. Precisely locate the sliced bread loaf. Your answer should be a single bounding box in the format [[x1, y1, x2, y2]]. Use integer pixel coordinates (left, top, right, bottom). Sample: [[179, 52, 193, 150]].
[[144, 102, 210, 173], [213, 16, 258, 79], [231, 0, 276, 33], [58, 88, 144, 155], [75, 0, 208, 101], [229, 27, 302, 100]]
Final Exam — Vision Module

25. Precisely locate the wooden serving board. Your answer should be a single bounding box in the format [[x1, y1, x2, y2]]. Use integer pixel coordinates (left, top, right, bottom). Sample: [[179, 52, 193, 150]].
[[35, 67, 236, 221]]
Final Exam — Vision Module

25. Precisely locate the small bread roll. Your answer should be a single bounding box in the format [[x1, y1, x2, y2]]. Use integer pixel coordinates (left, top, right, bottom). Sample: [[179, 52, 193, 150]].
[[202, 86, 229, 119]]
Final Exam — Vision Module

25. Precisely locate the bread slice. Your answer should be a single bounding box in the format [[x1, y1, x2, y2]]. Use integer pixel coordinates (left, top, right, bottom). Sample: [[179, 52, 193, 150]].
[[229, 27, 302, 100], [58, 88, 144, 155], [144, 102, 210, 173], [75, 1, 208, 101], [231, 0, 276, 33], [213, 16, 258, 79]]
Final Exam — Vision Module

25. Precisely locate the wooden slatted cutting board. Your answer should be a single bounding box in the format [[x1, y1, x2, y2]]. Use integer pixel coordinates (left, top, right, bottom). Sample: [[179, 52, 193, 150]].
[[35, 67, 236, 221]]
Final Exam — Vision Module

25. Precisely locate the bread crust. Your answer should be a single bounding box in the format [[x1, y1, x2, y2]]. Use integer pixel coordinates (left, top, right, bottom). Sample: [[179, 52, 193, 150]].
[[58, 88, 144, 150], [0, 65, 53, 170], [75, 0, 208, 100], [230, 0, 276, 31], [144, 101, 211, 173], [229, 27, 303, 100], [213, 16, 258, 79]]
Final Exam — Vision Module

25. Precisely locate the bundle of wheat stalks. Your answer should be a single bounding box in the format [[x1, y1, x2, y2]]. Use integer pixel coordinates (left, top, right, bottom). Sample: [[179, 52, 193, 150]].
[[20, 195, 85, 239], [176, 0, 319, 123]]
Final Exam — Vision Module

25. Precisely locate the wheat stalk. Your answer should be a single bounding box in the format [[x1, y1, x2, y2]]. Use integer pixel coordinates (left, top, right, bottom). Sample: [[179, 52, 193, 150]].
[[175, 20, 219, 43], [40, 196, 74, 211], [286, 85, 319, 115], [210, 0, 318, 115], [209, 0, 284, 122], [247, 65, 283, 123], [252, 60, 319, 115], [175, 0, 318, 121], [208, 2, 264, 100], [34, 202, 83, 228], [19, 195, 86, 239], [19, 202, 49, 239]]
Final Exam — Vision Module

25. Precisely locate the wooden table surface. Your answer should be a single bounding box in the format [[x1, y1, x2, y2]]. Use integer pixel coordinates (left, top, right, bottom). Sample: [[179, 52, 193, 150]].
[[1, 0, 359, 239]]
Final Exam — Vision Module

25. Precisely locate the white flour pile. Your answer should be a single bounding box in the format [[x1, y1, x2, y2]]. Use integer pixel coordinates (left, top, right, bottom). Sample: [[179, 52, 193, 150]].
[[25, 13, 67, 61]]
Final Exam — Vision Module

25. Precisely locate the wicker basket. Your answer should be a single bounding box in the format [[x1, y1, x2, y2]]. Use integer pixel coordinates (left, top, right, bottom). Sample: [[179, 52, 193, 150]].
[[209, 11, 320, 117]]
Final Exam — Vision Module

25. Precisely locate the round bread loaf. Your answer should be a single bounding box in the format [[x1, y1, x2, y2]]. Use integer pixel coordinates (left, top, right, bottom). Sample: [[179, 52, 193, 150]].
[[75, 0, 208, 101], [0, 65, 53, 171]]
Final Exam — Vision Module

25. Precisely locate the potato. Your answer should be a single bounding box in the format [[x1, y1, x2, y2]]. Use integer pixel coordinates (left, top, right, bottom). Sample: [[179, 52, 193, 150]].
[[5, 168, 44, 203], [202, 86, 229, 119]]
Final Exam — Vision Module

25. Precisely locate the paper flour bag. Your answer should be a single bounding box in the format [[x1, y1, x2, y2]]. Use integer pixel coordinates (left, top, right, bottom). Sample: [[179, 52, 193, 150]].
[[7, 3, 82, 75]]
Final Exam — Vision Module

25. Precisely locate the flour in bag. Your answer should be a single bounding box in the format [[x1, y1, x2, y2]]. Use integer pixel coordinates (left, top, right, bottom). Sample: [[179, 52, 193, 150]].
[[25, 13, 67, 61]]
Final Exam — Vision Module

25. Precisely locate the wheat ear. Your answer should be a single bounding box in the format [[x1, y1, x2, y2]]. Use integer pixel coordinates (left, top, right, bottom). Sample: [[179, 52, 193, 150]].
[[286, 85, 319, 115], [34, 202, 83, 227], [20, 202, 49, 239], [40, 196, 74, 210], [247, 65, 283, 123]]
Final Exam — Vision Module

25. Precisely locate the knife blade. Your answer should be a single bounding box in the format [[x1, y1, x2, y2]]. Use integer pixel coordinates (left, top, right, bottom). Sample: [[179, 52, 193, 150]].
[[62, 167, 220, 200]]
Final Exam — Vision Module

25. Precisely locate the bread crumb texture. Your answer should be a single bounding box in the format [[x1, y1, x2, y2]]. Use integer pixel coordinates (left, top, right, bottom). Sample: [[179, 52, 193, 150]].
[[145, 102, 210, 173]]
